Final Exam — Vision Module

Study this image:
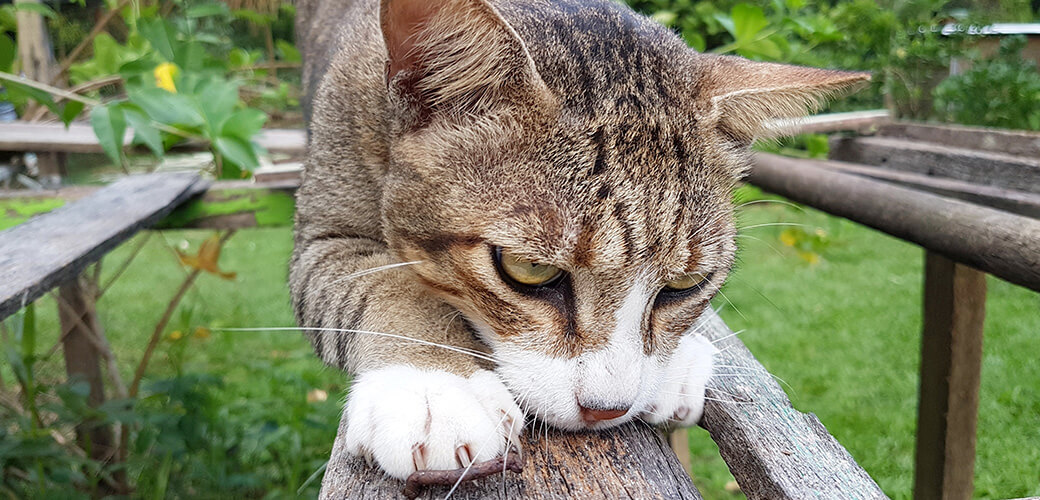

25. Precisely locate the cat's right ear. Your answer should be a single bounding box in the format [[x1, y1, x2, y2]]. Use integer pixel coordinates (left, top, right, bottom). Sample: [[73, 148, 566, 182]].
[[380, 0, 553, 130]]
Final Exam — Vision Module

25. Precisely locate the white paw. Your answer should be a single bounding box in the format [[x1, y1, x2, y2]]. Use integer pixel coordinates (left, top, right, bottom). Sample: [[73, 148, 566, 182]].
[[641, 334, 716, 426], [343, 366, 524, 480]]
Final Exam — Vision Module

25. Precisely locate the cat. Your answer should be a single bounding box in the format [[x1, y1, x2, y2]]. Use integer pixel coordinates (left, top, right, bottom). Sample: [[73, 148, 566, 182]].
[[291, 0, 867, 480]]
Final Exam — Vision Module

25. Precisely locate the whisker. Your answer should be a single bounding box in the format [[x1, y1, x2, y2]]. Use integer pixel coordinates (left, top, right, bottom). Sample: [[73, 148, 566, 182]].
[[709, 329, 746, 345], [735, 199, 806, 212], [739, 222, 810, 231], [714, 288, 747, 321], [345, 260, 424, 280], [217, 326, 497, 362], [444, 410, 512, 499]]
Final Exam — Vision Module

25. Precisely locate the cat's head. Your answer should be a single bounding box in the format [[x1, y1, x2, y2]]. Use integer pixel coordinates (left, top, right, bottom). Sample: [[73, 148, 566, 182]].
[[378, 0, 868, 430]]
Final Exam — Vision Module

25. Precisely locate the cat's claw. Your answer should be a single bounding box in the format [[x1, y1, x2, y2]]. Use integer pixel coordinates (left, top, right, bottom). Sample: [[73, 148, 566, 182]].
[[343, 365, 524, 480], [641, 334, 716, 427]]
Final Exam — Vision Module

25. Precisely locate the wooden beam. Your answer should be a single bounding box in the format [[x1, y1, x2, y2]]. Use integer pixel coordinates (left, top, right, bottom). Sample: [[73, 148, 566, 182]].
[[0, 173, 208, 321], [0, 122, 306, 156], [878, 122, 1040, 158], [809, 161, 1040, 220], [828, 136, 1040, 194], [914, 253, 986, 500], [748, 153, 1040, 293], [767, 109, 891, 135], [321, 419, 702, 499], [58, 274, 112, 460], [697, 311, 887, 500], [319, 310, 885, 499]]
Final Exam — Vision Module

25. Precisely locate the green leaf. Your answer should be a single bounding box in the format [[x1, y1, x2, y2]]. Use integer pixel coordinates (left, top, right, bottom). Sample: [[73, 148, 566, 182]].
[[2, 78, 59, 115], [59, 101, 85, 127], [139, 18, 177, 62], [219, 108, 266, 141], [12, 2, 56, 19], [686, 33, 707, 52], [122, 104, 165, 157], [128, 86, 204, 128], [730, 3, 769, 41], [90, 103, 127, 165], [231, 8, 273, 25], [185, 2, 229, 18], [275, 40, 301, 63], [0, 34, 14, 72], [195, 79, 240, 134], [214, 135, 259, 174], [21, 303, 35, 359]]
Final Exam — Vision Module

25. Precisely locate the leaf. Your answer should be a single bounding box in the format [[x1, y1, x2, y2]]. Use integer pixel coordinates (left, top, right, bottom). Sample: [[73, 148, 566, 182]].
[[195, 79, 240, 134], [0, 34, 14, 72], [90, 103, 127, 165], [219, 108, 266, 141], [59, 100, 85, 127], [128, 86, 204, 127], [176, 233, 236, 279], [185, 2, 229, 18], [12, 2, 56, 19], [730, 4, 769, 41], [2, 78, 58, 115], [138, 18, 177, 62], [214, 135, 259, 173], [122, 104, 165, 157], [275, 40, 301, 63]]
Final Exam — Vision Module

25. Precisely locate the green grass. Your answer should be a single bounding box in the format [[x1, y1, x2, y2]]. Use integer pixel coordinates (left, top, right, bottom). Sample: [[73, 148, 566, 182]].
[[6, 190, 1038, 498], [688, 187, 1040, 499]]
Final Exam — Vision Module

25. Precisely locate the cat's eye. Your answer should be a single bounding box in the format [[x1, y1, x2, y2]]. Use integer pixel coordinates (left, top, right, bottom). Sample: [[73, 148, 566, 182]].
[[494, 248, 563, 287], [665, 272, 709, 291]]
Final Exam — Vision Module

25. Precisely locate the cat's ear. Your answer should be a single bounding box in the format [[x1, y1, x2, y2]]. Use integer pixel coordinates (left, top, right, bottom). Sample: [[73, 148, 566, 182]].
[[380, 0, 551, 129], [695, 55, 870, 144]]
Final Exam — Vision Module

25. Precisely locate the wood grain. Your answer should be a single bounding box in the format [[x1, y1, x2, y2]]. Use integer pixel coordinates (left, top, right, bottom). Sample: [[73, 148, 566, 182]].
[[319, 310, 883, 499], [697, 311, 887, 500], [749, 153, 1040, 293], [914, 253, 986, 500], [0, 173, 208, 321], [828, 136, 1040, 194], [877, 122, 1040, 158]]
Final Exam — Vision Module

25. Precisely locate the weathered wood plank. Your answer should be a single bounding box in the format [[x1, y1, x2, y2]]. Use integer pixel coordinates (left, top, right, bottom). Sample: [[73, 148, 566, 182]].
[[878, 122, 1040, 157], [828, 136, 1040, 194], [914, 253, 986, 500], [0, 122, 306, 156], [809, 160, 1040, 220], [749, 153, 1040, 293], [0, 173, 208, 321], [320, 415, 702, 499], [768, 109, 891, 135], [697, 310, 887, 500]]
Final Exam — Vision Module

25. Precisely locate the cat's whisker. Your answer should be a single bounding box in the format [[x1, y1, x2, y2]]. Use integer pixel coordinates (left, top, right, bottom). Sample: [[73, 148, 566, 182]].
[[739, 222, 811, 231], [344, 260, 425, 280], [735, 199, 806, 212], [709, 329, 746, 345], [217, 326, 497, 362], [734, 233, 786, 258], [714, 288, 747, 321], [444, 410, 513, 500]]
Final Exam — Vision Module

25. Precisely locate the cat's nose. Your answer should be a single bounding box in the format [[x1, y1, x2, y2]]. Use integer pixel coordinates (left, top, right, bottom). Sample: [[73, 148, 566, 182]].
[[579, 405, 629, 424]]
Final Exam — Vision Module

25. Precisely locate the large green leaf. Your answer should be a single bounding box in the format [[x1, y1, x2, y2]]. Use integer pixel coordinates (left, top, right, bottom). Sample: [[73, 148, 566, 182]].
[[219, 109, 266, 141], [2, 78, 59, 115], [127, 86, 204, 128], [0, 34, 14, 72], [59, 101, 85, 127], [139, 18, 178, 62], [195, 79, 240, 135], [90, 103, 127, 165], [214, 135, 259, 174], [730, 4, 770, 41], [122, 104, 164, 157]]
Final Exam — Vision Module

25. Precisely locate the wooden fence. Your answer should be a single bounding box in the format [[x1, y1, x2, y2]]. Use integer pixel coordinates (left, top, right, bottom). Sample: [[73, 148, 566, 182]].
[[2, 114, 1039, 498]]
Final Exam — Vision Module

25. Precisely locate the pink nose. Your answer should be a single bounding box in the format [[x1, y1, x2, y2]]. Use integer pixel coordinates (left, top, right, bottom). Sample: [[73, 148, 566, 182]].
[[579, 405, 629, 424]]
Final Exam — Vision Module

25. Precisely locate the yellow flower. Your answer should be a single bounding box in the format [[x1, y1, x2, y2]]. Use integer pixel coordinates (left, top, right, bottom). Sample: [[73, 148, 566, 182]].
[[168, 330, 183, 341], [154, 63, 179, 92], [193, 327, 211, 339]]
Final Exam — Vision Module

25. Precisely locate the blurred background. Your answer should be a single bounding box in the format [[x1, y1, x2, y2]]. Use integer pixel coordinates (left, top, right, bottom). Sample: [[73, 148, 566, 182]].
[[1, 0, 1038, 498]]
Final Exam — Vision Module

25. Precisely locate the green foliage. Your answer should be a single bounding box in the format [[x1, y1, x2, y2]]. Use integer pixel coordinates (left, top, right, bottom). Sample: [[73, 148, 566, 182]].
[[935, 36, 1040, 131]]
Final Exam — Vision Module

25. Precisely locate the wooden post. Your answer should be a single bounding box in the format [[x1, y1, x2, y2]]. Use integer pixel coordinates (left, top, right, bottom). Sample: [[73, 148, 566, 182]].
[[914, 252, 986, 500], [58, 274, 112, 460], [15, 0, 66, 188]]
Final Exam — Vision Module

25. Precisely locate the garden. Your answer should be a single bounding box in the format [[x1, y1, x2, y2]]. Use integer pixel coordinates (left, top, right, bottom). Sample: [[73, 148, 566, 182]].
[[1, 0, 1038, 498]]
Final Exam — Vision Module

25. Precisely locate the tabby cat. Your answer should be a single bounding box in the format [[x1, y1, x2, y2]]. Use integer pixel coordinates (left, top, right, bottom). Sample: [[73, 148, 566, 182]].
[[291, 0, 867, 479]]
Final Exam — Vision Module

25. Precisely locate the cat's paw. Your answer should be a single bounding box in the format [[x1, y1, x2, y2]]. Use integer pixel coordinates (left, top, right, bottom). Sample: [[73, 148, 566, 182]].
[[342, 365, 524, 480], [641, 334, 716, 427]]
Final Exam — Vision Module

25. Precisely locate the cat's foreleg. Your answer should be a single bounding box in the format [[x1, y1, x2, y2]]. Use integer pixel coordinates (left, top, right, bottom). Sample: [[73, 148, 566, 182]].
[[641, 333, 717, 427], [290, 237, 523, 479]]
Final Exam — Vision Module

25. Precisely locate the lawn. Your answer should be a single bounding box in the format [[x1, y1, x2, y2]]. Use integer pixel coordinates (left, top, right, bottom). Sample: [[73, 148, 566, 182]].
[[8, 187, 1039, 498]]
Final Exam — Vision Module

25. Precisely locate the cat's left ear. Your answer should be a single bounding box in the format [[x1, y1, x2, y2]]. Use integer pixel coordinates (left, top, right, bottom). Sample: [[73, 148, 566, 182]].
[[694, 55, 870, 144]]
